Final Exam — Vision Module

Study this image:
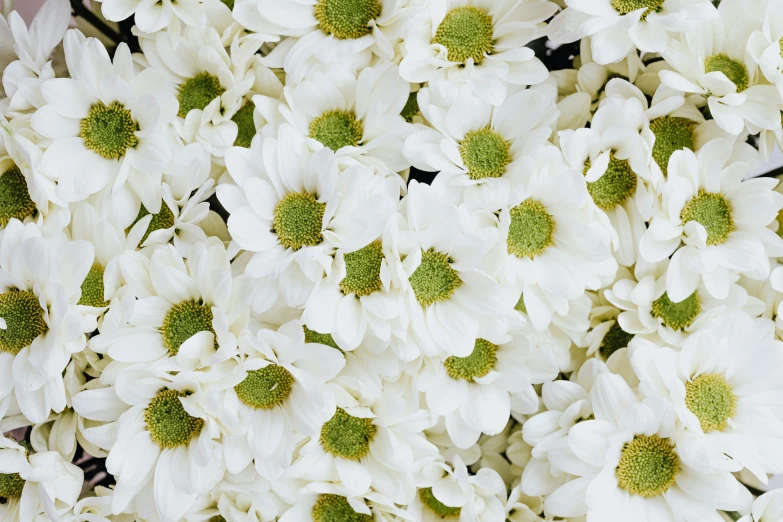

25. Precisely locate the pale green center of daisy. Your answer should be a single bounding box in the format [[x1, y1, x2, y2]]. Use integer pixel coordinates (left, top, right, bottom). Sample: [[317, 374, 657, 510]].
[[680, 190, 734, 245], [779, 36, 783, 59], [303, 325, 341, 351], [401, 92, 420, 123], [616, 435, 679, 498], [161, 301, 216, 357], [131, 201, 176, 245], [314, 0, 381, 40], [312, 494, 373, 522], [514, 293, 527, 314], [408, 248, 462, 307], [650, 117, 696, 178], [432, 6, 494, 65], [685, 373, 736, 433], [178, 72, 225, 118], [78, 263, 108, 308], [145, 389, 204, 448], [0, 470, 24, 500], [611, 0, 664, 17], [651, 291, 701, 331], [232, 102, 256, 148], [598, 322, 634, 360], [704, 54, 749, 92], [584, 156, 638, 211], [80, 101, 139, 160], [419, 488, 461, 519], [309, 110, 364, 152], [0, 165, 36, 227], [459, 127, 511, 180], [444, 339, 498, 382], [272, 192, 326, 250], [0, 289, 47, 355], [340, 240, 384, 297], [234, 364, 294, 410], [507, 199, 555, 259], [320, 407, 377, 461]]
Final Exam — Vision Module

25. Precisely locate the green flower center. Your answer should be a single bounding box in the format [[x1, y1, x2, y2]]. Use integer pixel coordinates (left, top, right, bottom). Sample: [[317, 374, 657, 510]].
[[339, 241, 384, 297], [610, 0, 664, 17], [0, 165, 36, 227], [459, 127, 511, 180], [0, 290, 47, 355], [649, 117, 696, 178], [320, 407, 377, 461], [178, 72, 225, 118], [685, 373, 736, 433], [598, 322, 634, 360], [419, 488, 461, 519], [272, 192, 326, 250], [651, 291, 701, 331], [514, 293, 527, 314], [432, 6, 494, 65], [220, 0, 234, 9], [303, 325, 341, 351], [312, 494, 373, 522], [78, 263, 108, 308], [0, 471, 24, 500], [145, 389, 204, 448], [401, 92, 420, 123], [314, 0, 381, 40], [234, 364, 294, 410], [585, 156, 638, 211], [162, 301, 216, 357], [232, 102, 256, 148], [309, 110, 364, 152], [444, 339, 497, 382], [408, 248, 462, 307], [80, 101, 139, 160], [680, 190, 733, 245], [131, 201, 176, 245], [506, 199, 555, 259], [616, 435, 680, 498], [779, 36, 783, 59], [704, 54, 749, 92]]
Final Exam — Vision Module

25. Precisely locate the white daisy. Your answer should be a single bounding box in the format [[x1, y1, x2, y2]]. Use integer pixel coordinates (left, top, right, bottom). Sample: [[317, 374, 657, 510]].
[[399, 0, 554, 105], [738, 490, 783, 522], [749, 0, 783, 106], [93, 0, 206, 34], [279, 482, 409, 522]]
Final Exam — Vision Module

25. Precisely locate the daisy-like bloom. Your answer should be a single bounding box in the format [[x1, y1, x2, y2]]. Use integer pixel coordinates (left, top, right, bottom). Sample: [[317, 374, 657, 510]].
[[0, 436, 83, 521], [542, 372, 752, 520], [92, 0, 206, 34], [403, 84, 558, 211], [32, 31, 178, 211], [631, 312, 783, 482], [279, 482, 411, 522], [639, 141, 783, 303], [399, 0, 554, 105], [418, 331, 558, 449], [738, 490, 783, 522], [214, 319, 345, 479], [749, 0, 783, 104], [547, 0, 716, 65], [658, 0, 782, 136]]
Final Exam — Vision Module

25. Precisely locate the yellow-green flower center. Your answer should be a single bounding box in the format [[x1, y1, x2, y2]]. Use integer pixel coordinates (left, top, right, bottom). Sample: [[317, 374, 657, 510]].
[[685, 373, 736, 433], [340, 241, 384, 297], [232, 102, 257, 148], [145, 389, 204, 448], [401, 92, 420, 123], [680, 190, 733, 245], [80, 101, 139, 160], [514, 293, 527, 314], [459, 127, 511, 180], [162, 301, 216, 357], [432, 6, 494, 65], [779, 36, 783, 59], [0, 165, 36, 227], [585, 156, 638, 211], [0, 470, 24, 500], [598, 322, 634, 360], [220, 0, 233, 9], [78, 263, 108, 308], [611, 0, 664, 17], [309, 110, 363, 152], [616, 435, 680, 498], [178, 72, 225, 118], [0, 289, 47, 355], [272, 192, 326, 250], [506, 199, 555, 259], [419, 488, 461, 518], [408, 249, 462, 307], [303, 325, 341, 351], [320, 407, 377, 461], [651, 291, 701, 331], [235, 364, 294, 410], [312, 494, 373, 522], [704, 54, 749, 92], [444, 339, 498, 382], [314, 0, 381, 40], [131, 200, 176, 245], [649, 117, 696, 178]]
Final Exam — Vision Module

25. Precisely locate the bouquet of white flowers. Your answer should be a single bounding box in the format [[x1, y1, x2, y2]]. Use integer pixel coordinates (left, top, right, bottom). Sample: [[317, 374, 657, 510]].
[[1, 0, 783, 520]]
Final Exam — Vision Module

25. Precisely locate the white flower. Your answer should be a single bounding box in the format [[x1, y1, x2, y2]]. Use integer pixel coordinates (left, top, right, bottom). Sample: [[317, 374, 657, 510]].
[[639, 141, 783, 302], [279, 482, 409, 522], [738, 490, 783, 522], [93, 0, 206, 34], [399, 0, 554, 105], [749, 0, 783, 103]]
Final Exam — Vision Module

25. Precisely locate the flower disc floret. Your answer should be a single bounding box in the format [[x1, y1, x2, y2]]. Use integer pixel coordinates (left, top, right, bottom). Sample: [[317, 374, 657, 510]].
[[444, 339, 498, 382], [650, 117, 695, 177], [432, 6, 494, 65], [234, 364, 294, 410], [232, 103, 257, 148], [178, 72, 225, 118], [314, 0, 381, 40], [459, 127, 511, 180], [319, 407, 377, 461], [585, 156, 638, 211], [0, 166, 36, 227], [79, 101, 139, 160], [680, 190, 734, 245], [704, 54, 749, 92], [272, 192, 326, 250], [339, 241, 384, 297], [650, 291, 700, 331], [598, 322, 634, 360], [408, 249, 462, 307], [419, 488, 461, 518], [0, 289, 47, 355], [506, 199, 555, 259], [611, 0, 664, 17], [131, 201, 175, 245], [312, 494, 373, 522], [616, 435, 680, 498], [0, 471, 24, 500], [78, 264, 108, 308], [309, 110, 364, 152], [162, 301, 216, 357], [303, 326, 341, 351], [401, 92, 420, 122], [685, 373, 736, 433], [145, 389, 204, 448]]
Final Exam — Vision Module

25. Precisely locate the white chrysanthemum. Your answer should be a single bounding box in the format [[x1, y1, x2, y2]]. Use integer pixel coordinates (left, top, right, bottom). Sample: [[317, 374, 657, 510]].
[[749, 0, 783, 106], [93, 0, 206, 34], [631, 312, 783, 483], [547, 0, 716, 65], [639, 141, 783, 302], [279, 482, 410, 522], [403, 84, 558, 211], [542, 373, 751, 520], [738, 490, 783, 522], [399, 0, 554, 105], [659, 0, 782, 136], [31, 31, 178, 210]]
